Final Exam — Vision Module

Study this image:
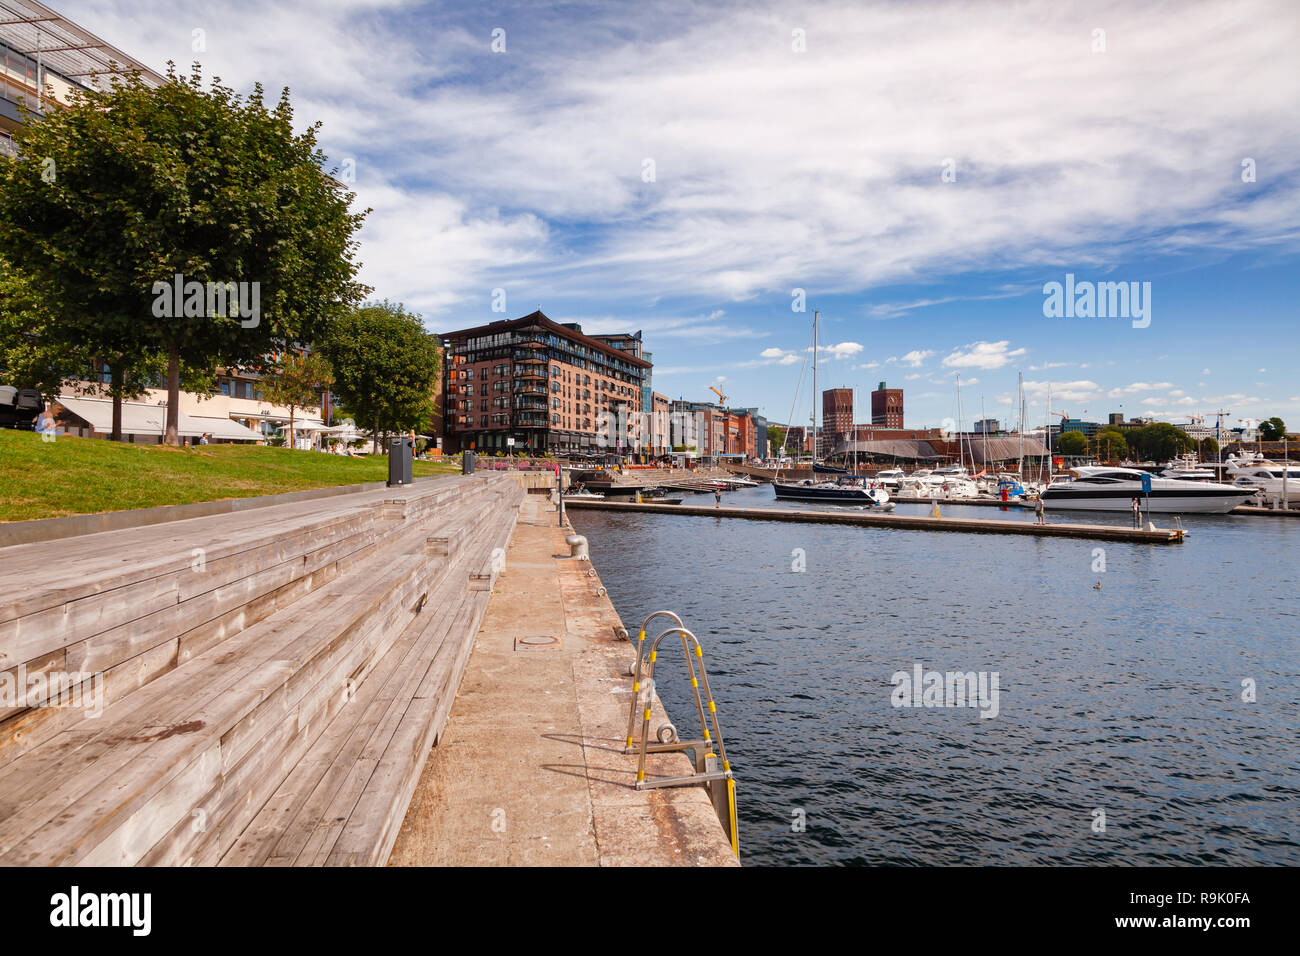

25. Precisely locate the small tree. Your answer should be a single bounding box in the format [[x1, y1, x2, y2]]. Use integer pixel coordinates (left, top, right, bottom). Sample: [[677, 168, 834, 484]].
[[261, 350, 333, 450], [319, 301, 441, 453]]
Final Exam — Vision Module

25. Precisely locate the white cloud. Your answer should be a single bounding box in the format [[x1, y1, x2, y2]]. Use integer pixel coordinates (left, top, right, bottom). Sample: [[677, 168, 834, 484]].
[[70, 0, 1300, 316], [823, 341, 865, 359], [898, 349, 935, 367], [942, 341, 1027, 370], [1023, 379, 1103, 404], [1106, 382, 1175, 398]]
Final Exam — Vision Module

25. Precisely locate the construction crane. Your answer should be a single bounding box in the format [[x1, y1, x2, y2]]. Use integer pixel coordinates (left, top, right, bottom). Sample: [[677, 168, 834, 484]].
[[709, 385, 728, 406]]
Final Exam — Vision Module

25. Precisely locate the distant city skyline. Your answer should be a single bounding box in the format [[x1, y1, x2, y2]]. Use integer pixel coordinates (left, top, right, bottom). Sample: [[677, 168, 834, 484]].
[[61, 0, 1300, 429]]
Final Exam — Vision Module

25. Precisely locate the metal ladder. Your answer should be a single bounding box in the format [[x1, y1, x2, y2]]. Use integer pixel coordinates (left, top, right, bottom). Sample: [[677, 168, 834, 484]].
[[623, 611, 738, 857]]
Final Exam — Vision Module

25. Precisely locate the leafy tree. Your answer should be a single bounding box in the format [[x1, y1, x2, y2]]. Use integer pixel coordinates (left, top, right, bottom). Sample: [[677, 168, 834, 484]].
[[1199, 436, 1219, 458], [1056, 429, 1087, 456], [1258, 417, 1287, 441], [1128, 422, 1194, 461], [261, 350, 333, 450], [0, 64, 368, 445], [767, 424, 786, 455], [318, 301, 441, 452]]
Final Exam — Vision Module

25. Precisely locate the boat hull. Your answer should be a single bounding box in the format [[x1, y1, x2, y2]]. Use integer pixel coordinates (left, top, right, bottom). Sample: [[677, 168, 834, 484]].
[[773, 482, 875, 503], [1041, 488, 1255, 513]]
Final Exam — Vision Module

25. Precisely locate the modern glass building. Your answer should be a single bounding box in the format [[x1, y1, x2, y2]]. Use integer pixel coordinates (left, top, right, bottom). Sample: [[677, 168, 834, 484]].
[[1, 0, 164, 154]]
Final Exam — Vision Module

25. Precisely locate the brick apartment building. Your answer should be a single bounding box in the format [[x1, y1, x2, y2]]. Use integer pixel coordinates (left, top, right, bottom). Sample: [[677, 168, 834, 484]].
[[441, 311, 651, 455]]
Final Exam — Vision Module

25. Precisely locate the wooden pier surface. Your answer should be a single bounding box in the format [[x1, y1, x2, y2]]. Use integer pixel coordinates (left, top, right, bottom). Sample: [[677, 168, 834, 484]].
[[563, 498, 1187, 543]]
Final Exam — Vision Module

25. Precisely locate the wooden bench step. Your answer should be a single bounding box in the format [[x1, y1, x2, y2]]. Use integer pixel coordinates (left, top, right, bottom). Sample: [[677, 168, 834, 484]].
[[0, 474, 525, 867]]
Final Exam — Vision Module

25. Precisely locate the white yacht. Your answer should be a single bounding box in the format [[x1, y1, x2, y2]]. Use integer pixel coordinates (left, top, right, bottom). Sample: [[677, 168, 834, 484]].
[[1225, 453, 1300, 499], [1041, 466, 1256, 513], [874, 467, 906, 490], [1160, 455, 1217, 481]]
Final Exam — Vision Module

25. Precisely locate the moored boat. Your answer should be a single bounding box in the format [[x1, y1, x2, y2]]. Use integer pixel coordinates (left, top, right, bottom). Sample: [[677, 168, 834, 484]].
[[1041, 466, 1255, 513]]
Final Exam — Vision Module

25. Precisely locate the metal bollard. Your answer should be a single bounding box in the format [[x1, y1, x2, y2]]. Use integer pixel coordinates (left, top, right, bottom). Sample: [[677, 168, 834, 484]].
[[566, 534, 589, 560]]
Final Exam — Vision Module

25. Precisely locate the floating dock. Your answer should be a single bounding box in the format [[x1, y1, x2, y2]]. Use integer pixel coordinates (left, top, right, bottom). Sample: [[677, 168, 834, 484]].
[[563, 498, 1187, 543]]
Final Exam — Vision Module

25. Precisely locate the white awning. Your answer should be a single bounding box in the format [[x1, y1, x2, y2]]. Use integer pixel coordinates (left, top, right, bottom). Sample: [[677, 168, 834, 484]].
[[56, 396, 263, 441]]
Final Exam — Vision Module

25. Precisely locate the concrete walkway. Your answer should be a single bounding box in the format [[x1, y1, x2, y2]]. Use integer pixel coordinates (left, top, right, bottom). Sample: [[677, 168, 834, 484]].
[[388, 495, 739, 867]]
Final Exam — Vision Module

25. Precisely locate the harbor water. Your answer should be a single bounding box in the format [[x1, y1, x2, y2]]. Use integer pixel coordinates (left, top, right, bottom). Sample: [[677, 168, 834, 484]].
[[570, 485, 1300, 865]]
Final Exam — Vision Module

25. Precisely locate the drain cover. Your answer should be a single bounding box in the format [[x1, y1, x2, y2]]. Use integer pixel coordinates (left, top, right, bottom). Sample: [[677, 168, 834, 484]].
[[515, 635, 562, 651]]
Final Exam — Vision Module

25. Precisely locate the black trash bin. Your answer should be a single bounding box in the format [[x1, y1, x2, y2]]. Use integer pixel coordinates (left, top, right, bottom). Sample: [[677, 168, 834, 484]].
[[462, 450, 476, 475], [387, 436, 413, 486]]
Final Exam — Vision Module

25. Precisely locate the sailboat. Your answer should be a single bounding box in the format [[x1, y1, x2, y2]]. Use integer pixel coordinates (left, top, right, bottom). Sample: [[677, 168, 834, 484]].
[[772, 311, 892, 507]]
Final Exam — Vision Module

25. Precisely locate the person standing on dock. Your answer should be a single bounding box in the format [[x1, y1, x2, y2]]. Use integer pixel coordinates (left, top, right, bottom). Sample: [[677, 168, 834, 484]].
[[714, 488, 722, 508], [1035, 495, 1046, 525], [1131, 496, 1141, 527]]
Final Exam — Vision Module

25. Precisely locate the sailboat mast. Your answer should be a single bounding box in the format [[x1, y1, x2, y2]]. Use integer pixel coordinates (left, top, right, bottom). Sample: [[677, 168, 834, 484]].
[[1045, 385, 1053, 486], [811, 309, 819, 465], [981, 396, 988, 473], [1017, 372, 1024, 478], [956, 374, 965, 471]]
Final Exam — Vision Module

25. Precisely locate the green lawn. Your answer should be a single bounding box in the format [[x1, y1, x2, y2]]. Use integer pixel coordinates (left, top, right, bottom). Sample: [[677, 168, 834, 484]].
[[0, 430, 460, 522]]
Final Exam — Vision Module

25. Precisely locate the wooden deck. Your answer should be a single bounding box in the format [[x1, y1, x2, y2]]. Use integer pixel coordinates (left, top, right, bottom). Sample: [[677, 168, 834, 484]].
[[0, 473, 525, 866], [562, 498, 1187, 543]]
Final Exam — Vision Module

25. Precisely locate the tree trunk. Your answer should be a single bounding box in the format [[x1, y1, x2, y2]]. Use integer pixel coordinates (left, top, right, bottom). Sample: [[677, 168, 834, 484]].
[[164, 342, 180, 446], [288, 405, 295, 451], [109, 360, 122, 442], [373, 414, 380, 454]]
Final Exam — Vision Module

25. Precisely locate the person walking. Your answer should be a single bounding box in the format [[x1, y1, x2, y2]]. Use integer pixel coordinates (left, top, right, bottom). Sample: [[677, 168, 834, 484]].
[[714, 488, 722, 508], [1035, 495, 1046, 525], [1131, 496, 1141, 527]]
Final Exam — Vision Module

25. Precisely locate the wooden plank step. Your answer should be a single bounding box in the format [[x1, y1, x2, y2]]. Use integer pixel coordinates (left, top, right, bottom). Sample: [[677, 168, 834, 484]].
[[0, 480, 508, 762], [0, 519, 450, 864]]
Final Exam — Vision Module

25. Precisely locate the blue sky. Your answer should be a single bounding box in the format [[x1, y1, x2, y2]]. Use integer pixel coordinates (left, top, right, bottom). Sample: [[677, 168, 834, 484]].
[[65, 0, 1300, 430]]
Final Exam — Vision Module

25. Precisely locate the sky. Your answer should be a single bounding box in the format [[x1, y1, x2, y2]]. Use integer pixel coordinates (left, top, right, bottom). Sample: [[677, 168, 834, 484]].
[[61, 0, 1300, 431]]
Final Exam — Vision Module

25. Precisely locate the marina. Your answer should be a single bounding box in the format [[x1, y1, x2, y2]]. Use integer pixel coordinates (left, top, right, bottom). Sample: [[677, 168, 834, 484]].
[[563, 496, 1187, 543], [569, 485, 1300, 866]]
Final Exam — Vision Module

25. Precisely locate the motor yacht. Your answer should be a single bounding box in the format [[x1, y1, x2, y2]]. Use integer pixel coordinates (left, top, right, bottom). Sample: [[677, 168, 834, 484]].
[[1041, 466, 1255, 513], [1225, 453, 1300, 500]]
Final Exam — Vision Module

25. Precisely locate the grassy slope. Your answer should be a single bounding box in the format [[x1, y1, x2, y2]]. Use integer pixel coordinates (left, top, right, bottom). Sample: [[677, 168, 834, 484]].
[[0, 430, 459, 522]]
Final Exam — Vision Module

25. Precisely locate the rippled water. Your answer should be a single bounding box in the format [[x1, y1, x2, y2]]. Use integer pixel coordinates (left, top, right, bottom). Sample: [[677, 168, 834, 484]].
[[570, 486, 1300, 865]]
